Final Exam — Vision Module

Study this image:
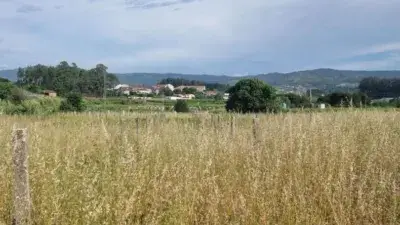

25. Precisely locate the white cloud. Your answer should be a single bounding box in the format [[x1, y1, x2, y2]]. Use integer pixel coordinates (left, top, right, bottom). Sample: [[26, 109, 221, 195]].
[[0, 0, 400, 73], [324, 53, 400, 71], [353, 42, 400, 56]]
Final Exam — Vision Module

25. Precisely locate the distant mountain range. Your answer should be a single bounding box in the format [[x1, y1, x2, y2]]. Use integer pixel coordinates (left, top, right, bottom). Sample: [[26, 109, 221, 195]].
[[117, 69, 400, 91], [2, 68, 400, 91]]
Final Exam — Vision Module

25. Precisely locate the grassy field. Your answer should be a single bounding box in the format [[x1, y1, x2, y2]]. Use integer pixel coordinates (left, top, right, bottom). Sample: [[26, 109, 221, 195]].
[[0, 110, 399, 224], [84, 97, 227, 113]]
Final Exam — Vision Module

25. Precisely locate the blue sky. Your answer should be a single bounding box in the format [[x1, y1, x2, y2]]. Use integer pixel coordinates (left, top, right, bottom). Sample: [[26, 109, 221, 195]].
[[0, 0, 400, 75]]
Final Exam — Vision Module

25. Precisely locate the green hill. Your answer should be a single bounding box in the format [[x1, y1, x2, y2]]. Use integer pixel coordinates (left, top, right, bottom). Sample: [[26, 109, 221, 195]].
[[3, 68, 400, 91], [0, 69, 18, 81]]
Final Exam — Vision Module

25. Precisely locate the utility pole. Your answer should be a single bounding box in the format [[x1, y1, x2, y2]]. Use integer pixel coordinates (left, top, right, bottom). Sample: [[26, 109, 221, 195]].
[[103, 70, 106, 100]]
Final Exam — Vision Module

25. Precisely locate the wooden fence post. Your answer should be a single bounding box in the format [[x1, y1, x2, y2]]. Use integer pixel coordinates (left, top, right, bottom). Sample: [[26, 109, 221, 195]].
[[230, 115, 235, 137], [12, 128, 31, 225], [135, 117, 139, 139], [252, 116, 260, 145]]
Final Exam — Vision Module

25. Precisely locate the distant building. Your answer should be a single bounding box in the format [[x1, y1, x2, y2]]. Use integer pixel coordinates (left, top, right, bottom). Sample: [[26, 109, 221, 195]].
[[43, 90, 57, 97], [152, 84, 174, 94], [167, 94, 195, 100], [223, 93, 229, 100], [113, 84, 130, 90], [204, 90, 218, 96], [175, 85, 206, 92], [123, 90, 130, 96], [164, 84, 174, 91], [131, 87, 152, 94]]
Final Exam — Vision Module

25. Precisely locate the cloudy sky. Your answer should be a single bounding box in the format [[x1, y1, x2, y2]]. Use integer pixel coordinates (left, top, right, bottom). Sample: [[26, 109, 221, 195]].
[[1, 0, 400, 74]]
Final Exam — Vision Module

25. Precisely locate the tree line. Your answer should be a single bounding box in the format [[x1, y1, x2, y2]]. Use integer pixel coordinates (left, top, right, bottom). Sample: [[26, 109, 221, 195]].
[[359, 77, 400, 99], [16, 61, 119, 97]]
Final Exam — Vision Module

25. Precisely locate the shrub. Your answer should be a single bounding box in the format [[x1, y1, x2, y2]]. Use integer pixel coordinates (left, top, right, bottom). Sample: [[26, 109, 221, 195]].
[[174, 100, 190, 113], [0, 82, 14, 100], [60, 93, 86, 112], [225, 78, 276, 113], [9, 87, 27, 104]]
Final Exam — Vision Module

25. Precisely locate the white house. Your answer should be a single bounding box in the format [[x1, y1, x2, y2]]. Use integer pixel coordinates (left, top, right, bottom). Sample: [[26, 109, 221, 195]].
[[223, 93, 229, 100], [175, 85, 206, 92], [165, 84, 174, 91], [152, 84, 174, 94], [113, 84, 130, 90]]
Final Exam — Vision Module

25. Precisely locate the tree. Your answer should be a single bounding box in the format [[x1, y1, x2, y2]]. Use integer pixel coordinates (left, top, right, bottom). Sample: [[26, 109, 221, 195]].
[[317, 92, 370, 107], [159, 87, 174, 96], [0, 81, 14, 100], [16, 61, 120, 97], [359, 77, 400, 99], [182, 87, 197, 94], [284, 93, 311, 108], [173, 89, 182, 94], [174, 100, 190, 113], [225, 78, 277, 113], [60, 92, 86, 112], [9, 87, 27, 104], [214, 93, 224, 101]]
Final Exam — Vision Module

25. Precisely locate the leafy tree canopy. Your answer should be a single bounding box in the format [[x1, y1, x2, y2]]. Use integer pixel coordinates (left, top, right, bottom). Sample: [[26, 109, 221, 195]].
[[225, 78, 277, 113], [0, 82, 15, 100], [317, 92, 369, 107], [174, 99, 190, 113], [283, 93, 311, 108], [60, 92, 86, 112], [182, 87, 197, 95], [359, 77, 400, 99], [16, 61, 119, 97]]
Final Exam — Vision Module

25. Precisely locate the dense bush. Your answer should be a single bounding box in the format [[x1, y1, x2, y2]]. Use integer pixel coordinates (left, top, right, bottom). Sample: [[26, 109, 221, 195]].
[[225, 78, 277, 113], [317, 92, 369, 107], [9, 87, 27, 104], [60, 93, 86, 112], [0, 97, 61, 115], [283, 93, 311, 108], [0, 82, 14, 100], [174, 100, 190, 113], [359, 77, 400, 99]]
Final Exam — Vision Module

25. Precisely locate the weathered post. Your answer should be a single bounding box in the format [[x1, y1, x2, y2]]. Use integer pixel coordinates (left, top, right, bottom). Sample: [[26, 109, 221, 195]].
[[135, 117, 139, 139], [230, 114, 235, 137], [252, 116, 260, 145], [12, 128, 31, 225]]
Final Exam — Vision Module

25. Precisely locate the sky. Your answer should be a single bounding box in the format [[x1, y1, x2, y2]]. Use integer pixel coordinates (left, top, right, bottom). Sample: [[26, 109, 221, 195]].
[[0, 0, 400, 75]]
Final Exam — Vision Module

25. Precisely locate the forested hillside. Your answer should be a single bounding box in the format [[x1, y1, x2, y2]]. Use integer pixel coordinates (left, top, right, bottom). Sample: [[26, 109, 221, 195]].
[[117, 69, 400, 89], [2, 67, 400, 92], [359, 77, 400, 99]]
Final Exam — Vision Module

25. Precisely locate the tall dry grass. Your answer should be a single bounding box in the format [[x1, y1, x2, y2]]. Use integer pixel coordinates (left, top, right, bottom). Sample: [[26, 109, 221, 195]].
[[0, 110, 399, 224]]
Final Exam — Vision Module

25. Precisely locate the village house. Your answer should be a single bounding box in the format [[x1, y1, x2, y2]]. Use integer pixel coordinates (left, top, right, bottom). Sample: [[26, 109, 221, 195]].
[[167, 94, 195, 100], [113, 84, 130, 90], [175, 85, 206, 92], [131, 87, 152, 94], [152, 84, 174, 94], [43, 90, 57, 97], [204, 90, 218, 97], [223, 93, 229, 100]]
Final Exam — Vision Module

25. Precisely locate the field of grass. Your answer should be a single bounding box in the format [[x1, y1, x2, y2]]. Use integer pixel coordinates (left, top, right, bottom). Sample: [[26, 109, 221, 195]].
[[84, 97, 226, 113], [0, 110, 399, 224]]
